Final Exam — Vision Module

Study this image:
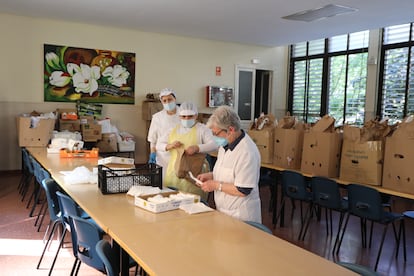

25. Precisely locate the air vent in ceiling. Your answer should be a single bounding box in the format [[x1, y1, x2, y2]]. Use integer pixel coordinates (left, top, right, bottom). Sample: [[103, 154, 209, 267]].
[[282, 4, 358, 22]]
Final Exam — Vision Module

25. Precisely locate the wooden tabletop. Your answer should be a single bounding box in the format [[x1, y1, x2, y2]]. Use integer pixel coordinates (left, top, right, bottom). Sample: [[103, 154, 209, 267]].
[[27, 147, 356, 276]]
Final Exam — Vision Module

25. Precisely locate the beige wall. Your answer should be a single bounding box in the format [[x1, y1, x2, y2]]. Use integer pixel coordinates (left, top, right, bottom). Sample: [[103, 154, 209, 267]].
[[0, 13, 288, 170]]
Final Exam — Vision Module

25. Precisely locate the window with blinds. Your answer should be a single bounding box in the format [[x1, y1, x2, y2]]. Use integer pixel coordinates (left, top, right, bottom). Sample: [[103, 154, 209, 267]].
[[379, 23, 414, 124], [289, 30, 368, 126]]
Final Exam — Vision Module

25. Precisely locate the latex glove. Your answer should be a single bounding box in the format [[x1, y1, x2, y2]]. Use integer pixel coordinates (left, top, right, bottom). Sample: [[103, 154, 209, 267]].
[[149, 152, 156, 164]]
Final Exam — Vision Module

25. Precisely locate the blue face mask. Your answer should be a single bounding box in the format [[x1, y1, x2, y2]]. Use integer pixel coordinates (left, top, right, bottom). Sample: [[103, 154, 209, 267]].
[[213, 136, 228, 147], [181, 119, 195, 128], [163, 102, 176, 111]]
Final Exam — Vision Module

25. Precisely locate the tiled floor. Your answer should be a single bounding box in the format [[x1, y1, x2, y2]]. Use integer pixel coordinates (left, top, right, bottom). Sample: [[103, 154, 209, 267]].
[[1, 171, 414, 275]]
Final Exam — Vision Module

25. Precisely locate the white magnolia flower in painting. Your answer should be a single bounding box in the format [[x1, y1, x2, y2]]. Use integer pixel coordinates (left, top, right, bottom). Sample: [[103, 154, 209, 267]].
[[45, 52, 61, 70], [66, 63, 81, 76], [49, 71, 71, 87], [71, 63, 101, 95], [102, 65, 130, 87]]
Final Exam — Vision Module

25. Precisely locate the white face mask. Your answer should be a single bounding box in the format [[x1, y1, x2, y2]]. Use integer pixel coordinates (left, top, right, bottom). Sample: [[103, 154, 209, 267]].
[[163, 102, 176, 111], [181, 119, 195, 128]]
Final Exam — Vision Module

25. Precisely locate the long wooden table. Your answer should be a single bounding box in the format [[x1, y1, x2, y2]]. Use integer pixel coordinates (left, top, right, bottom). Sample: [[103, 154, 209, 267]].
[[28, 147, 355, 276]]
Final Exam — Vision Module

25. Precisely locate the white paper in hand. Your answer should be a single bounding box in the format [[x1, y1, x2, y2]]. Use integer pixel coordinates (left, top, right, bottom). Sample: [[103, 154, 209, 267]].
[[188, 171, 203, 186]]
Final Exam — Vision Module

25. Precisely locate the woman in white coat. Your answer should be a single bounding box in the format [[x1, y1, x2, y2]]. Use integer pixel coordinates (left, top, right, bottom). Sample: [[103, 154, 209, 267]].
[[197, 105, 262, 223], [157, 102, 218, 200], [147, 88, 180, 170]]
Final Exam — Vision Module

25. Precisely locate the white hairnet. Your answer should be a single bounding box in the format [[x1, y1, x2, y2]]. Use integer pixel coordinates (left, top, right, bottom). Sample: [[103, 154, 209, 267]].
[[179, 102, 198, 116], [159, 88, 176, 99]]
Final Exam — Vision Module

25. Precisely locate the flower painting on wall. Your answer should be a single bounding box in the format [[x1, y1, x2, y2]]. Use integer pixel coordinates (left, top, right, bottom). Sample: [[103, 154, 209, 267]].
[[44, 44, 135, 104]]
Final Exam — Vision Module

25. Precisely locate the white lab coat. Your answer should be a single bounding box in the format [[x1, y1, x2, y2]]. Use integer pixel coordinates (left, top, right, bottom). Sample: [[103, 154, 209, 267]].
[[213, 133, 262, 223], [147, 108, 180, 169]]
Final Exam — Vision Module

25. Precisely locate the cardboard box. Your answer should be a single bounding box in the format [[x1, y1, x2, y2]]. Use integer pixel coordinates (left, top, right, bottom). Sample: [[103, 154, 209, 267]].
[[300, 131, 342, 177], [142, 101, 163, 121], [59, 119, 81, 132], [134, 191, 200, 213], [98, 156, 135, 166], [56, 108, 78, 119], [248, 128, 274, 164], [96, 133, 118, 152], [382, 135, 414, 194], [79, 115, 95, 125], [339, 140, 384, 186], [81, 123, 102, 142], [118, 140, 135, 152], [17, 117, 56, 147], [273, 128, 304, 169]]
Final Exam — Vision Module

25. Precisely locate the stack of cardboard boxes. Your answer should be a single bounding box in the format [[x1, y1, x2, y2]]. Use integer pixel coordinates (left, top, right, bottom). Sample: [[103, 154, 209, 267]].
[[246, 113, 414, 195]]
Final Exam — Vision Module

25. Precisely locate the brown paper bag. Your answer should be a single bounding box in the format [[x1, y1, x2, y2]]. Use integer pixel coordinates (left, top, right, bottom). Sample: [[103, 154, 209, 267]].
[[174, 148, 207, 181]]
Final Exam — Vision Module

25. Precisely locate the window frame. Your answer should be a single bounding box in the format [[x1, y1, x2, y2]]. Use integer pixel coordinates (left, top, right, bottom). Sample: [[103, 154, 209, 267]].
[[376, 23, 414, 122], [288, 33, 369, 126]]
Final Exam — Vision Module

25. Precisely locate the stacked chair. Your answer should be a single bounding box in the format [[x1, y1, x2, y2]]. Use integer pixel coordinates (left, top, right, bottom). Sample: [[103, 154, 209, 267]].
[[18, 148, 35, 201]]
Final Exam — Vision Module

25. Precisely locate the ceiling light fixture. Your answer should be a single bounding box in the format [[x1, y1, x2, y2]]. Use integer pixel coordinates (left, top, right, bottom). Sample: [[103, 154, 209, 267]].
[[282, 4, 358, 22]]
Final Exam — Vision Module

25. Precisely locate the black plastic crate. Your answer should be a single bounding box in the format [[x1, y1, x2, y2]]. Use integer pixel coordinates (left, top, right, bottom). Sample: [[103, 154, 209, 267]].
[[98, 163, 162, 194]]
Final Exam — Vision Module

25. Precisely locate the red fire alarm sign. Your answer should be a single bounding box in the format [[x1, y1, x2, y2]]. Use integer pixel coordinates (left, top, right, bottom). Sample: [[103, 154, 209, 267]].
[[216, 66, 221, 76]]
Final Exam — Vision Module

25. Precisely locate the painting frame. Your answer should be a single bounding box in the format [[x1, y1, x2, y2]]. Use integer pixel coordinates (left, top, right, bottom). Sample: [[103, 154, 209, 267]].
[[44, 44, 135, 104]]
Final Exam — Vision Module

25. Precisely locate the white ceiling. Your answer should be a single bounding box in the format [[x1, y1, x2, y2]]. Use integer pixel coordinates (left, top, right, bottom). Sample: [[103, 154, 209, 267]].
[[0, 0, 413, 47]]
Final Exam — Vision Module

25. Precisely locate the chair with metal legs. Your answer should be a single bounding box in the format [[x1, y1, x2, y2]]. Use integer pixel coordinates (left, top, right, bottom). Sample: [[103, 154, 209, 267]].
[[36, 178, 64, 271], [273, 170, 312, 240], [45, 191, 94, 275], [18, 148, 35, 200], [336, 184, 406, 271], [300, 176, 348, 253]]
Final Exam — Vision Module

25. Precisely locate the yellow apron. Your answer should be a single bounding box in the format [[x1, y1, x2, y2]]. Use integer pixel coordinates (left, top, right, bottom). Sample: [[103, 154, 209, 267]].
[[165, 125, 208, 200]]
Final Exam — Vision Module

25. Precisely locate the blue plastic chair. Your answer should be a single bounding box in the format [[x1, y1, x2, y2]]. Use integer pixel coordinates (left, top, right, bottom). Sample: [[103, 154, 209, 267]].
[[33, 167, 52, 229], [336, 261, 379, 276], [47, 191, 93, 275], [18, 148, 35, 200], [95, 239, 141, 276], [95, 239, 120, 276], [70, 215, 105, 275], [337, 184, 406, 271], [36, 178, 64, 270], [244, 221, 273, 235], [273, 170, 312, 239], [301, 176, 348, 253]]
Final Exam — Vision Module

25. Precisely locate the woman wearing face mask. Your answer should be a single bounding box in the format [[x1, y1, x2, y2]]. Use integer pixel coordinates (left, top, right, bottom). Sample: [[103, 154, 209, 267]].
[[147, 88, 180, 172], [197, 105, 262, 223], [157, 101, 218, 199]]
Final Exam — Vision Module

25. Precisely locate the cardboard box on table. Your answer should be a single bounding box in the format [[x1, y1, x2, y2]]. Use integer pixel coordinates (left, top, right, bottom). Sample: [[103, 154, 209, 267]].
[[81, 123, 102, 142], [339, 125, 385, 186], [248, 128, 274, 163], [247, 114, 276, 164], [300, 116, 342, 178], [59, 119, 81, 132], [17, 116, 56, 147], [273, 123, 305, 170], [96, 133, 118, 152], [382, 116, 414, 195]]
